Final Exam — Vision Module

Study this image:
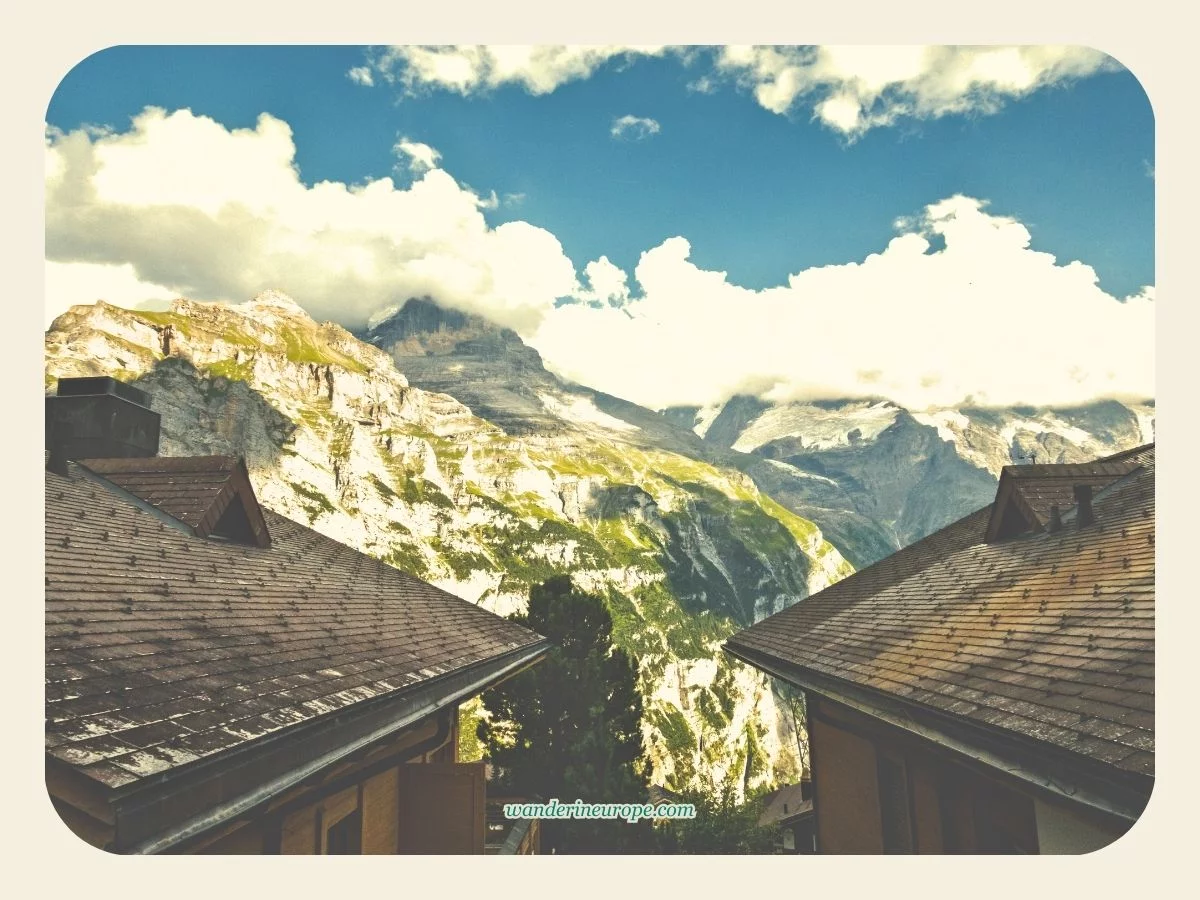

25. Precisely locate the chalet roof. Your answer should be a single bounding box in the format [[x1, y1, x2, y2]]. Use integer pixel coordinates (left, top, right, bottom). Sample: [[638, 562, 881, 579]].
[[77, 455, 272, 548], [758, 783, 813, 828], [45, 461, 546, 792], [725, 445, 1155, 780], [985, 456, 1143, 541]]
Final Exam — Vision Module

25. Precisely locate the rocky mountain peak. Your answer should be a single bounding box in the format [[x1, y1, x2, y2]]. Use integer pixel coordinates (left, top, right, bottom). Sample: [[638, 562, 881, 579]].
[[365, 297, 543, 368], [245, 289, 311, 317]]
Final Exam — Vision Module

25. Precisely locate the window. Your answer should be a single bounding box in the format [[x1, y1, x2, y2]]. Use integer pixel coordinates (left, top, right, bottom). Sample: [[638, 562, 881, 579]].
[[876, 753, 914, 852], [325, 809, 363, 855]]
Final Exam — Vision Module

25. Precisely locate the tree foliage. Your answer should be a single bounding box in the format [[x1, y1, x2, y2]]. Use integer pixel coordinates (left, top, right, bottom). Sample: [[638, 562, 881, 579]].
[[479, 576, 653, 852], [656, 773, 779, 854]]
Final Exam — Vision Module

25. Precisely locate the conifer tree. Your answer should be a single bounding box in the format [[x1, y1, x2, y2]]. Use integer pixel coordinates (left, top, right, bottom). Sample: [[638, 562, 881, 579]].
[[480, 576, 652, 852]]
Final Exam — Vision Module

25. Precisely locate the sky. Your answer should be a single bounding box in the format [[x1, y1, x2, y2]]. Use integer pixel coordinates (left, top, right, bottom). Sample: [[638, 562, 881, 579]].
[[44, 45, 1155, 411]]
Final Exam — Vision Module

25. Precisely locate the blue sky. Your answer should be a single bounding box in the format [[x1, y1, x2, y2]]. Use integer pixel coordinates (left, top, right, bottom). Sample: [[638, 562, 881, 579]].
[[48, 45, 1153, 297], [44, 46, 1155, 409]]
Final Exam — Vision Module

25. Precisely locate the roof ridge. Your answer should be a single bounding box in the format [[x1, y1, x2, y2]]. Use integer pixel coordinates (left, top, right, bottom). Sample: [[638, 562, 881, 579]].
[[258, 507, 498, 613], [1094, 441, 1155, 464], [818, 502, 992, 584], [1058, 453, 1152, 527]]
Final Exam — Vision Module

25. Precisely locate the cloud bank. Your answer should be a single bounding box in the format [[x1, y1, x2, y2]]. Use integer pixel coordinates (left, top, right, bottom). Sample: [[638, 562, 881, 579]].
[[45, 107, 1153, 411], [533, 196, 1154, 410], [45, 108, 578, 333], [353, 45, 1118, 139]]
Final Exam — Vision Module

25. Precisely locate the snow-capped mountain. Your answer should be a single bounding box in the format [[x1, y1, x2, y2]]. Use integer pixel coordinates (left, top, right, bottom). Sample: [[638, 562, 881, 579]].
[[666, 394, 1155, 561]]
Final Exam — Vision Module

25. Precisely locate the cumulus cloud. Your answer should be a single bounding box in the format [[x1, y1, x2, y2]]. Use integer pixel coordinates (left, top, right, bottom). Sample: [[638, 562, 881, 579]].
[[576, 256, 631, 307], [360, 45, 669, 96], [347, 66, 374, 87], [532, 196, 1154, 410], [355, 45, 1117, 140], [611, 115, 661, 140], [714, 45, 1118, 139], [393, 136, 442, 174], [44, 261, 177, 327], [44, 107, 1153, 412], [45, 108, 579, 332]]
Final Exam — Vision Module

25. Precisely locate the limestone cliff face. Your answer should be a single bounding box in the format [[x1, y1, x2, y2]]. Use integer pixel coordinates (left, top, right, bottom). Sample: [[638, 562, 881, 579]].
[[45, 292, 852, 796]]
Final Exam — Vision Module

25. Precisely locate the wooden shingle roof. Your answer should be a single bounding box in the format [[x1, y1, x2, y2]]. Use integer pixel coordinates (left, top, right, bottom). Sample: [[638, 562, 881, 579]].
[[986, 456, 1144, 541], [77, 456, 272, 547], [726, 446, 1155, 778], [45, 462, 545, 791]]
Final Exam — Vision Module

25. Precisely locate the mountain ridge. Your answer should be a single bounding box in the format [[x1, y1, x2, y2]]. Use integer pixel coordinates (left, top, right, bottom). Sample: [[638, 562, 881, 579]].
[[45, 291, 1154, 795], [364, 297, 1154, 569]]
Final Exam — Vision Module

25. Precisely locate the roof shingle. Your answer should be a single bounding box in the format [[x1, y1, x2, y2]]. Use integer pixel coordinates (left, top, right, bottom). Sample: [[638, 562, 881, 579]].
[[45, 461, 545, 789], [725, 446, 1155, 777]]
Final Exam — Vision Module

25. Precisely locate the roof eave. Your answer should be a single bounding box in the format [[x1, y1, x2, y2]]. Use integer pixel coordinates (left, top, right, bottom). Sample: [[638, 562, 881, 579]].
[[723, 641, 1151, 824], [90, 638, 550, 853]]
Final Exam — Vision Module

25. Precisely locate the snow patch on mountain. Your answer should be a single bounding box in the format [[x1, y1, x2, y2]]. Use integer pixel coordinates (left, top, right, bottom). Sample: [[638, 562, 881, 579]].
[[1132, 404, 1156, 444], [731, 400, 900, 453], [763, 457, 840, 486], [538, 391, 640, 434], [692, 403, 724, 439], [1001, 415, 1094, 452], [911, 409, 971, 444]]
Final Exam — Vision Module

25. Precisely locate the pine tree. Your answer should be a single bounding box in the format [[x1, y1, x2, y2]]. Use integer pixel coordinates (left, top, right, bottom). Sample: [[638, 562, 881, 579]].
[[479, 576, 653, 852]]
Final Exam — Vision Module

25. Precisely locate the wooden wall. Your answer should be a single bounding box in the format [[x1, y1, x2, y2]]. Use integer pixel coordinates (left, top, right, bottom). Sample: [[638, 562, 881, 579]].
[[809, 712, 883, 853], [809, 695, 1045, 854]]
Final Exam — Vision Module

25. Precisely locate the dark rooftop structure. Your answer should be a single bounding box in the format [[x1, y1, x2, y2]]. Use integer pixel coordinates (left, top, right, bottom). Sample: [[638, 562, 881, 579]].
[[44, 377, 549, 853], [725, 444, 1155, 853], [45, 375, 161, 461], [757, 782, 815, 853], [77, 455, 273, 548]]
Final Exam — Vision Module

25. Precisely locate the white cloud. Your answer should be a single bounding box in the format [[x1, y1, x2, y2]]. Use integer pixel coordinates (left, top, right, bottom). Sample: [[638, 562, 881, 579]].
[[364, 45, 669, 96], [531, 196, 1154, 411], [714, 45, 1118, 139], [393, 136, 442, 174], [347, 66, 374, 87], [611, 115, 661, 141], [45, 108, 578, 333], [356, 45, 1116, 139], [44, 261, 177, 327], [45, 107, 1153, 413], [576, 256, 631, 307]]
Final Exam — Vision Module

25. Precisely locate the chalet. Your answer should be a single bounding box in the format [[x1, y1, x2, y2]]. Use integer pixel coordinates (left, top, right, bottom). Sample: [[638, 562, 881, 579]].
[[725, 446, 1155, 854], [44, 376, 549, 854], [757, 782, 815, 854]]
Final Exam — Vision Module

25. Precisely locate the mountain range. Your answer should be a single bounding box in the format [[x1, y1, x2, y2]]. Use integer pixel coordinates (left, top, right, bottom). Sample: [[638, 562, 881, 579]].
[[44, 291, 1154, 796]]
